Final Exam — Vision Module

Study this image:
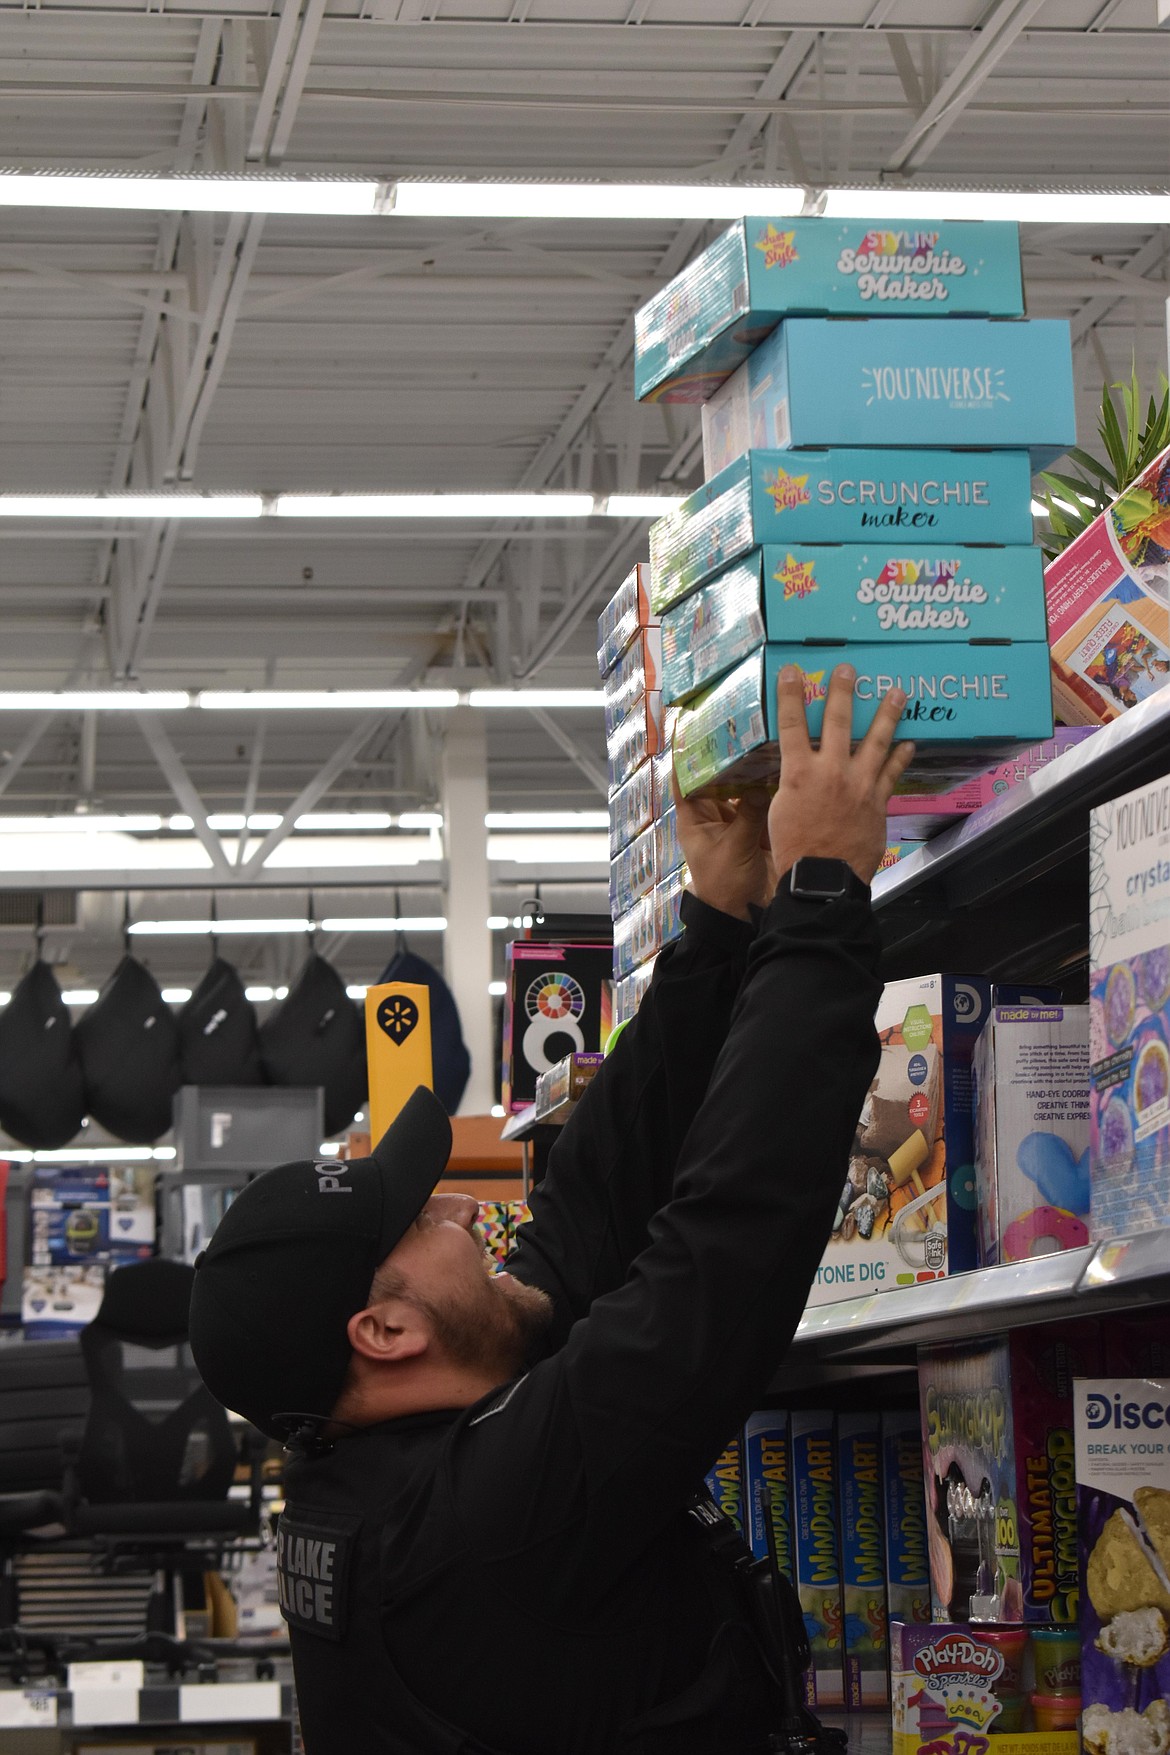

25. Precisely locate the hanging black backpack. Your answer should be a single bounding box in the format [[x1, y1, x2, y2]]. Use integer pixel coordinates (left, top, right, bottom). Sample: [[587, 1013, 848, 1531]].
[[75, 956, 182, 1144], [178, 957, 264, 1086], [258, 952, 366, 1137], [0, 960, 87, 1149]]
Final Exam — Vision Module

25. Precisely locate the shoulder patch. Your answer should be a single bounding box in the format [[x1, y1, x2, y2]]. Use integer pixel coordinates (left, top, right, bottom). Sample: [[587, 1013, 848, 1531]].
[[276, 1505, 361, 1642]]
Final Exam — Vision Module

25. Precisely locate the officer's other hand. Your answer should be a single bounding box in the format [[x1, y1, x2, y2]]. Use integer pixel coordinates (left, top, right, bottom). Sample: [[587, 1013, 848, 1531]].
[[670, 763, 773, 924], [768, 663, 914, 889]]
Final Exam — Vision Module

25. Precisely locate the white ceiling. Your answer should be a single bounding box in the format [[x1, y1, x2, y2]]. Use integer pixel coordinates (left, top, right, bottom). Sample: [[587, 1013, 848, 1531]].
[[0, 0, 1167, 994]]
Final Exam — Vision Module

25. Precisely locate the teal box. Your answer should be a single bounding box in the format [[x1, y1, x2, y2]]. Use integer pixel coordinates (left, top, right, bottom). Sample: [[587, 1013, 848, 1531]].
[[791, 1409, 845, 1710], [673, 644, 1053, 796], [837, 1412, 889, 1710], [649, 448, 1035, 609], [634, 217, 1024, 403], [665, 544, 1046, 706], [701, 317, 1075, 473]]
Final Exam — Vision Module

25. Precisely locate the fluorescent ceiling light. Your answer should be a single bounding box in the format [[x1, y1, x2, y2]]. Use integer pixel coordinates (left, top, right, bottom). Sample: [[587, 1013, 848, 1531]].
[[0, 815, 166, 834], [296, 812, 394, 831], [166, 811, 395, 832], [486, 916, 510, 930], [274, 493, 593, 519], [245, 985, 288, 1002], [398, 812, 443, 830], [486, 811, 609, 830], [488, 980, 507, 997], [197, 690, 460, 711], [61, 990, 99, 1005], [488, 834, 609, 865], [318, 1142, 343, 1156], [603, 494, 685, 519], [319, 916, 447, 932], [346, 985, 369, 999], [819, 187, 1170, 225], [0, 692, 189, 712], [0, 172, 387, 217], [9, 1145, 177, 1163], [390, 181, 804, 220], [469, 690, 605, 709], [161, 988, 192, 1004], [128, 917, 313, 936], [0, 993, 9, 1005], [0, 495, 261, 518]]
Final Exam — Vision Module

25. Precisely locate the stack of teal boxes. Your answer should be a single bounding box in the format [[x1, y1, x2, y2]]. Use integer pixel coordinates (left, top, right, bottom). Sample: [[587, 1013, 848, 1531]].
[[597, 563, 688, 1025], [632, 215, 1076, 798]]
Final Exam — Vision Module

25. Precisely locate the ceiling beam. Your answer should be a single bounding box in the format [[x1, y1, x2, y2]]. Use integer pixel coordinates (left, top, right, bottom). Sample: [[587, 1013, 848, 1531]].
[[136, 711, 234, 879]]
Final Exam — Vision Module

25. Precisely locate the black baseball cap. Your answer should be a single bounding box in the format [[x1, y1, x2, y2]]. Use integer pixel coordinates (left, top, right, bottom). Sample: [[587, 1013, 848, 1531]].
[[188, 1085, 452, 1442]]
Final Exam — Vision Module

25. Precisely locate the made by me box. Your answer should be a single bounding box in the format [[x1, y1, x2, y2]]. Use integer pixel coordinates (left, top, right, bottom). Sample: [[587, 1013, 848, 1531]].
[[1088, 770, 1170, 1242], [649, 449, 1035, 610], [502, 941, 613, 1112], [811, 972, 994, 1306], [973, 1004, 1091, 1267], [671, 646, 1054, 799], [884, 1410, 932, 1629], [838, 1411, 890, 1708], [1044, 444, 1170, 726], [634, 217, 1024, 403], [598, 562, 657, 677], [701, 318, 1076, 475], [1074, 1375, 1170, 1755], [662, 543, 1046, 704], [890, 1621, 1079, 1754], [920, 1322, 1103, 1626], [791, 1409, 846, 1708]]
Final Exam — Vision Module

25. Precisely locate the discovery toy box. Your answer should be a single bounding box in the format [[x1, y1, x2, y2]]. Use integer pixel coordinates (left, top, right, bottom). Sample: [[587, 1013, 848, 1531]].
[[1044, 443, 1170, 726], [700, 317, 1075, 474], [671, 646, 1054, 799], [810, 971, 994, 1306], [890, 1620, 1079, 1753], [598, 562, 657, 676], [919, 1322, 1103, 1627], [1074, 1376, 1170, 1755], [649, 448, 1035, 609], [973, 1004, 1091, 1266], [791, 1409, 845, 1708], [838, 1411, 890, 1707], [1088, 770, 1170, 1242], [634, 217, 1024, 403], [662, 544, 1047, 703], [884, 1410, 932, 1629]]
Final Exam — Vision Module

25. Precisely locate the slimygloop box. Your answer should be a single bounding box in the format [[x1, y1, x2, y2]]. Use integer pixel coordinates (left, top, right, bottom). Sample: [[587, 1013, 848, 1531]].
[[672, 645, 1054, 798], [634, 217, 1024, 403], [649, 449, 1035, 609], [1088, 770, 1170, 1242], [701, 318, 1075, 474]]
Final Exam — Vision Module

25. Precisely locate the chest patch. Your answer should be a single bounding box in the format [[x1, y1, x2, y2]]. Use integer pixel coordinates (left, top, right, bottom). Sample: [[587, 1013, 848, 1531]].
[[276, 1506, 360, 1642]]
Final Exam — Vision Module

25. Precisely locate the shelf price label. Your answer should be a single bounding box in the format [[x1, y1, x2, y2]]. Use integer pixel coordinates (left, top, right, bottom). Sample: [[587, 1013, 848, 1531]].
[[0, 1691, 58, 1727]]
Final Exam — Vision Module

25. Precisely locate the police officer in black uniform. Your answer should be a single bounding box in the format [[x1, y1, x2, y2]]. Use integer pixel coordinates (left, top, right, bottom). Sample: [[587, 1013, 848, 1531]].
[[189, 665, 913, 1754]]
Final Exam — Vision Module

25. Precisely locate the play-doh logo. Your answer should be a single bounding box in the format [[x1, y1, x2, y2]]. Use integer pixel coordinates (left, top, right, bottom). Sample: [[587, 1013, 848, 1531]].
[[914, 1634, 1003, 1686], [762, 466, 812, 512], [860, 229, 939, 258], [776, 554, 818, 600], [754, 224, 799, 270], [862, 364, 1009, 409], [800, 669, 828, 709]]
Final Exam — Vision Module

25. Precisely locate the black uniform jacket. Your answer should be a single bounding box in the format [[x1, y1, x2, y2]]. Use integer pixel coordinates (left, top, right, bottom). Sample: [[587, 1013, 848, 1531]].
[[281, 885, 882, 1754]]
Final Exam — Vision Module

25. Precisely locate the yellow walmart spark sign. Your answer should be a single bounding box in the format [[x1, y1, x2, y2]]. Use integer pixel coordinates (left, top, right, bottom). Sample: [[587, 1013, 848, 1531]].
[[365, 982, 433, 1139]]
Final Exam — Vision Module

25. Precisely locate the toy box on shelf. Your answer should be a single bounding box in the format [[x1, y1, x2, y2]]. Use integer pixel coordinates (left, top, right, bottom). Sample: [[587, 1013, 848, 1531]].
[[1088, 768, 1170, 1242], [886, 729, 1097, 838], [1044, 443, 1170, 727], [884, 1410, 932, 1630], [919, 1321, 1103, 1628], [791, 1408, 846, 1709], [634, 217, 1024, 404], [649, 449, 1035, 612], [672, 647, 1054, 800], [1074, 1373, 1170, 1755], [700, 317, 1076, 476], [501, 941, 613, 1113], [603, 627, 663, 738], [838, 1410, 890, 1708], [973, 1004, 1091, 1266], [890, 1620, 1080, 1753], [598, 562, 658, 676]]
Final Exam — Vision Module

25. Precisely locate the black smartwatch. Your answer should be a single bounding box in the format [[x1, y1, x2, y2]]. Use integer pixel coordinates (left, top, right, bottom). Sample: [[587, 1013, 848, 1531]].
[[787, 857, 865, 902]]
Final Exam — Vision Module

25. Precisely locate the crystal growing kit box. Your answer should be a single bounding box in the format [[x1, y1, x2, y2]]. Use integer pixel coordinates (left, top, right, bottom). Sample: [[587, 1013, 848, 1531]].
[[634, 217, 1024, 403], [700, 317, 1076, 474]]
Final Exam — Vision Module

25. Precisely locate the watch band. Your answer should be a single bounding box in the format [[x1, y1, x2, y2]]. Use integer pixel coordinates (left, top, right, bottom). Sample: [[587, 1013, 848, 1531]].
[[787, 857, 864, 902]]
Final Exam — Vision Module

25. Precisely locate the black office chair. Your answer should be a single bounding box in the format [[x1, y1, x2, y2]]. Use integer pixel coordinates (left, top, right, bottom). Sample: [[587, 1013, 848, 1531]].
[[0, 1258, 269, 1676]]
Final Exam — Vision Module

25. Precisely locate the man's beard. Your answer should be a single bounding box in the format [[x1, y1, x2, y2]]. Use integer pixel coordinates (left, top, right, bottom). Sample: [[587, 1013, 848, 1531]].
[[418, 1272, 553, 1381]]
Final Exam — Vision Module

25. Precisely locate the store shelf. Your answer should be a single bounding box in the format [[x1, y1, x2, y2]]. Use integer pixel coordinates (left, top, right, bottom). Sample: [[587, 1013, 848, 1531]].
[[0, 1678, 291, 1730], [871, 688, 1170, 984], [500, 1104, 568, 1144], [788, 1233, 1170, 1366]]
